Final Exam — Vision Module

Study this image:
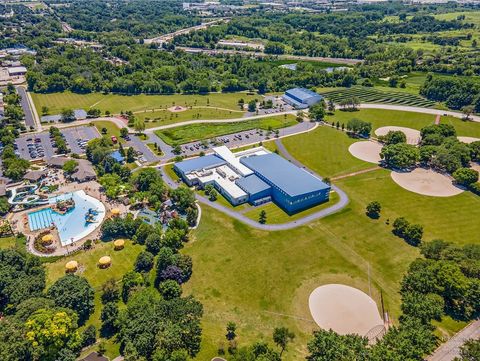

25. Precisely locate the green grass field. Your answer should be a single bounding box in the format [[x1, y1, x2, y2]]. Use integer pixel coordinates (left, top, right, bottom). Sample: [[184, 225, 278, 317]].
[[155, 115, 297, 145], [138, 107, 244, 128], [31, 91, 257, 116], [318, 86, 436, 108], [243, 191, 341, 224]]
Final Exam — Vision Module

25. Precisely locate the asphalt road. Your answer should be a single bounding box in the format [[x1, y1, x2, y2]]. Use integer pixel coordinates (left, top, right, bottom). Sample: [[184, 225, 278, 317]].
[[427, 319, 480, 361], [16, 86, 36, 130]]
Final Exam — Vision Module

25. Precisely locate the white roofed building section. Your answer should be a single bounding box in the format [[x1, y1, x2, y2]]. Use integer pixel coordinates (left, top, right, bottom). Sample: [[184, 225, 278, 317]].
[[213, 145, 253, 177]]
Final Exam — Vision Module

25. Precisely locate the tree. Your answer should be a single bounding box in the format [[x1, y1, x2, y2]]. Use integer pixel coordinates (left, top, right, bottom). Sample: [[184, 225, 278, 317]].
[[87, 108, 101, 118], [461, 105, 474, 120], [380, 143, 419, 169], [346, 118, 372, 137], [170, 186, 196, 212], [209, 189, 218, 201], [381, 130, 407, 145], [25, 309, 82, 361], [47, 275, 95, 324], [121, 271, 144, 303], [309, 102, 326, 122], [135, 251, 154, 272], [226, 322, 237, 341], [0, 317, 34, 361], [404, 223, 424, 246], [393, 217, 410, 238], [453, 168, 479, 186], [366, 201, 381, 219], [158, 280, 182, 300], [120, 127, 129, 138], [60, 108, 76, 123], [273, 327, 295, 356], [248, 100, 256, 112], [259, 210, 267, 224], [101, 302, 119, 337], [134, 118, 146, 134], [327, 99, 335, 113], [126, 147, 136, 163], [401, 292, 444, 324], [82, 325, 97, 347], [456, 339, 480, 361], [145, 233, 162, 255], [101, 278, 119, 304], [0, 197, 11, 216], [62, 159, 78, 174], [41, 106, 49, 115], [306, 330, 369, 361]]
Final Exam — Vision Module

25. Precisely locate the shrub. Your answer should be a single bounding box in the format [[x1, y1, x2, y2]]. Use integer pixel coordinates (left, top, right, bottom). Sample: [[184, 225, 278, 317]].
[[366, 201, 381, 219], [453, 168, 479, 186]]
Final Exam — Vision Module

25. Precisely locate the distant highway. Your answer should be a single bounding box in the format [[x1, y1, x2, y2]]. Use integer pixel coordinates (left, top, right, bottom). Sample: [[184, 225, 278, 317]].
[[175, 46, 363, 65], [144, 19, 227, 44]]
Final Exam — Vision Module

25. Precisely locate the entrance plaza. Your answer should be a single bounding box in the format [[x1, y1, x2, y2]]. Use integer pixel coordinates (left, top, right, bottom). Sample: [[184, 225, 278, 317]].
[[174, 146, 331, 214]]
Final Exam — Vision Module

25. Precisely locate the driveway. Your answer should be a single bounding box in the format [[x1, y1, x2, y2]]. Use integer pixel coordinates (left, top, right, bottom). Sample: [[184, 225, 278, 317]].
[[16, 86, 36, 130]]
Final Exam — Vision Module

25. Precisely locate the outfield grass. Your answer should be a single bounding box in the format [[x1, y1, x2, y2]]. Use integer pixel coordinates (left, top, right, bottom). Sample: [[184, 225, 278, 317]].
[[281, 125, 374, 178], [155, 115, 297, 145], [243, 191, 341, 224], [184, 198, 419, 360], [31, 92, 256, 116]]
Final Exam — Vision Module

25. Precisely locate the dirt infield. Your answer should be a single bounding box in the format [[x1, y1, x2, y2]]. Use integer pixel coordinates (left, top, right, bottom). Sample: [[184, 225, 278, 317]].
[[375, 126, 421, 145], [309, 284, 383, 336], [348, 141, 383, 164], [168, 105, 188, 112], [391, 168, 464, 197], [458, 136, 480, 144]]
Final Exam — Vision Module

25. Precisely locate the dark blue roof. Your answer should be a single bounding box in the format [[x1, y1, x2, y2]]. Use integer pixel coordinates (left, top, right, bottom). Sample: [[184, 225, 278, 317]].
[[236, 174, 271, 195], [111, 150, 125, 162], [174, 154, 226, 174], [285, 88, 322, 102], [240, 153, 330, 197]]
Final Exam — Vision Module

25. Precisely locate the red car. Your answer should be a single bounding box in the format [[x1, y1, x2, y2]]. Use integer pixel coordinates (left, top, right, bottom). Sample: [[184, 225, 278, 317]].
[[111, 136, 118, 144]]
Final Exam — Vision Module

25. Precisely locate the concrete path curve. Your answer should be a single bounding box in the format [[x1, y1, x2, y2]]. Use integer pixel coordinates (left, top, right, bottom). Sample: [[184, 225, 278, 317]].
[[359, 103, 480, 123], [158, 140, 349, 231], [145, 111, 297, 133]]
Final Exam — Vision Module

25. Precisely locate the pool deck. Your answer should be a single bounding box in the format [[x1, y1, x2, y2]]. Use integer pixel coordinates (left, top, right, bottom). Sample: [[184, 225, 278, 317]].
[[10, 180, 129, 257]]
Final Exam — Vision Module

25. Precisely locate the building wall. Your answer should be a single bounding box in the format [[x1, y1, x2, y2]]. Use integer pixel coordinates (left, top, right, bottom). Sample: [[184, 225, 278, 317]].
[[247, 187, 272, 204]]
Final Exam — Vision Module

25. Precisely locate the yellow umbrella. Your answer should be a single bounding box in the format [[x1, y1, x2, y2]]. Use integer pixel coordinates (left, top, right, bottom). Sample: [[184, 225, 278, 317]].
[[98, 256, 111, 268], [111, 208, 120, 216], [113, 239, 125, 250], [42, 234, 53, 244], [65, 260, 78, 272]]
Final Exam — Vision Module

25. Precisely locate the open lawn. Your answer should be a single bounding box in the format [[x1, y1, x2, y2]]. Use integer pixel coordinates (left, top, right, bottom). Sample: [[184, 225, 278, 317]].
[[185, 196, 419, 360], [93, 120, 122, 139], [138, 107, 244, 128], [31, 91, 256, 116], [155, 115, 297, 145], [243, 191, 341, 224]]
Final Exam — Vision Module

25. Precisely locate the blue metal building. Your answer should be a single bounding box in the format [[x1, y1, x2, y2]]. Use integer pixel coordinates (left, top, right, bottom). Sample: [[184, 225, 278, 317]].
[[282, 88, 322, 109], [240, 153, 330, 214], [235, 174, 272, 205]]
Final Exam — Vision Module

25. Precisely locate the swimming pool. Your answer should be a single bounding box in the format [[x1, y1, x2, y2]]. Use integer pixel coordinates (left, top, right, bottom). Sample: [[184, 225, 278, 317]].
[[28, 190, 106, 246]]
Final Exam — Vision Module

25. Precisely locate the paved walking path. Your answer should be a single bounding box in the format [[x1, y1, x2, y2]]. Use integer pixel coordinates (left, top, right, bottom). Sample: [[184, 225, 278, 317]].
[[359, 103, 480, 123], [144, 110, 297, 132], [427, 319, 480, 361], [332, 166, 382, 181]]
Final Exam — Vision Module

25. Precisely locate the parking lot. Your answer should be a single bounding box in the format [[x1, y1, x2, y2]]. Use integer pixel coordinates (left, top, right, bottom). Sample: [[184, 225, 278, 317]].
[[15, 126, 100, 161], [61, 126, 100, 154]]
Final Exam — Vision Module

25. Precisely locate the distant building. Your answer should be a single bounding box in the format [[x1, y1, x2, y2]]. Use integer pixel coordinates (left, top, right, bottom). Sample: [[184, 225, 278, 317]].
[[7, 66, 27, 76], [174, 146, 330, 213], [282, 88, 322, 109]]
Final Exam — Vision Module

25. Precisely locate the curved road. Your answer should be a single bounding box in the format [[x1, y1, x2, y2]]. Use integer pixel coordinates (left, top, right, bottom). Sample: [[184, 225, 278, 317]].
[[158, 141, 350, 231], [359, 103, 480, 123]]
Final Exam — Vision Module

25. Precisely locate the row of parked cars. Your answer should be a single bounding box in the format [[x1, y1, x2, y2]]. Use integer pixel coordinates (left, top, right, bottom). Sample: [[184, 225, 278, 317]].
[[26, 137, 45, 159], [76, 138, 89, 151]]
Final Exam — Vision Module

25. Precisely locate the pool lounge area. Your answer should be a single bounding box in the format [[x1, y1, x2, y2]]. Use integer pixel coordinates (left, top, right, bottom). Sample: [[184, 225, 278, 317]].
[[28, 190, 106, 246]]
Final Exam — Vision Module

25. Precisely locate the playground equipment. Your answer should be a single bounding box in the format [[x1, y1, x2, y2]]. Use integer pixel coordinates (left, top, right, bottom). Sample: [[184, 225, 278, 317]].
[[7, 184, 49, 205]]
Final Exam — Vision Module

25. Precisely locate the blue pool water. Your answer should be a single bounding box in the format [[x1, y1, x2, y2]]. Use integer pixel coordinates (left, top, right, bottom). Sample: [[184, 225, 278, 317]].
[[28, 190, 105, 246]]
